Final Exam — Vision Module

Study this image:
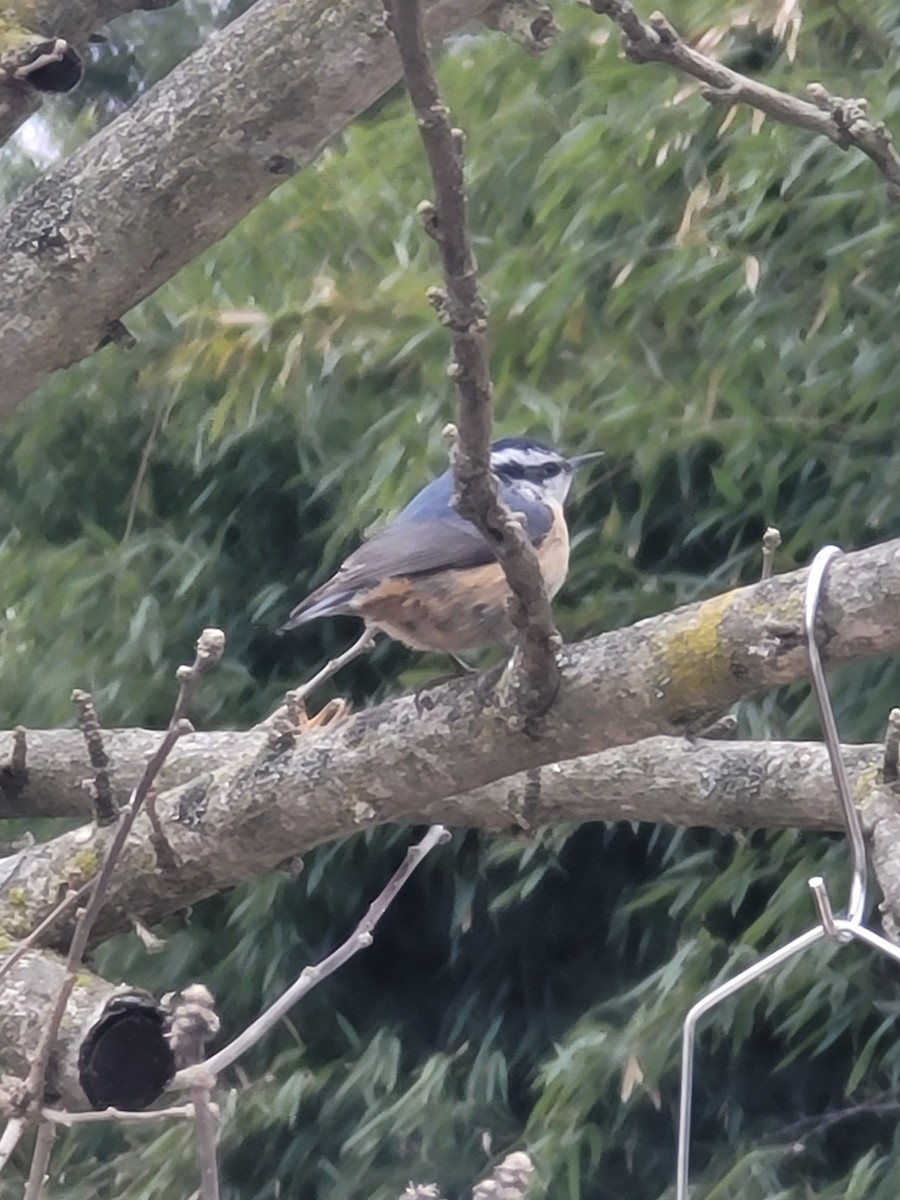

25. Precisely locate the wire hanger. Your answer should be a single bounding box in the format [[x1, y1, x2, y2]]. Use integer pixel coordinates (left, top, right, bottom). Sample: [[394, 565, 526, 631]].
[[676, 545, 900, 1199]]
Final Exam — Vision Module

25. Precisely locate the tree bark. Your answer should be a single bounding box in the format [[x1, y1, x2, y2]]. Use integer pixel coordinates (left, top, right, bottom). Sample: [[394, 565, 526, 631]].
[[0, 948, 108, 1107], [0, 727, 890, 832], [0, 0, 499, 413], [1, 536, 899, 946]]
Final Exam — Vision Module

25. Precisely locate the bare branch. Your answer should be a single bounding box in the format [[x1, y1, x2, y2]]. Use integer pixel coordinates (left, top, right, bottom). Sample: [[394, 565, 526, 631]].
[[169, 629, 225, 728], [42, 1103, 195, 1126], [146, 627, 225, 865], [0, 0, 504, 413], [588, 0, 900, 202], [23, 1121, 54, 1200], [169, 986, 222, 1200], [173, 825, 449, 1087], [71, 691, 116, 825], [0, 1118, 24, 1172], [2, 539, 900, 947], [387, 0, 562, 723], [260, 629, 374, 746], [1, 630, 218, 1142]]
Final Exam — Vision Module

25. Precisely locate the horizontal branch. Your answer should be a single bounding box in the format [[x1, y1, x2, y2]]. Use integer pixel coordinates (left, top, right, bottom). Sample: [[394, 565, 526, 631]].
[[3, 733, 899, 1106], [0, 729, 886, 832], [0, 0, 499, 412], [1, 537, 898, 947], [590, 0, 900, 202]]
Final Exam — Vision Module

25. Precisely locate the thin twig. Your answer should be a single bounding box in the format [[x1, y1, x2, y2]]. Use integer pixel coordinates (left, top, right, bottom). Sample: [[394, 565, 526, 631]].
[[71, 691, 116, 825], [147, 628, 225, 868], [588, 0, 900, 203], [168, 985, 222, 1200], [260, 627, 376, 743], [169, 629, 226, 730], [773, 1091, 900, 1143], [883, 708, 900, 783], [0, 1118, 24, 1172], [43, 1104, 196, 1126], [173, 824, 449, 1087], [23, 1122, 54, 1200], [761, 526, 782, 581], [191, 1091, 221, 1200], [386, 0, 562, 723]]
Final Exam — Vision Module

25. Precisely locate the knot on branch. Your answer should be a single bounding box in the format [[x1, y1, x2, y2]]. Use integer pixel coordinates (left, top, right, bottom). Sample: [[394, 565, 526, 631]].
[[588, 0, 662, 60], [167, 984, 220, 1068], [647, 10, 678, 44], [417, 199, 442, 241], [426, 284, 488, 334], [417, 101, 450, 130], [485, 0, 559, 55], [807, 83, 871, 148]]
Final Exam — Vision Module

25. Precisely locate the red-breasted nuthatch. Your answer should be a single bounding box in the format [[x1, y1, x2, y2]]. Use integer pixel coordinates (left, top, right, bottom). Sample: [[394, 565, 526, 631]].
[[283, 436, 601, 655]]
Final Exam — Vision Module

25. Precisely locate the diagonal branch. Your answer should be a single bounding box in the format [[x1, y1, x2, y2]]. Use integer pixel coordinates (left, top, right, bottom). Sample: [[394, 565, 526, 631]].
[[589, 0, 900, 202], [0, 0, 506, 414], [387, 0, 562, 721]]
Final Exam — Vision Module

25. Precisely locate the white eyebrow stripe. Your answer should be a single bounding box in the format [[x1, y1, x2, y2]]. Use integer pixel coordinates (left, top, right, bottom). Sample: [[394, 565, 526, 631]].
[[490, 447, 560, 470]]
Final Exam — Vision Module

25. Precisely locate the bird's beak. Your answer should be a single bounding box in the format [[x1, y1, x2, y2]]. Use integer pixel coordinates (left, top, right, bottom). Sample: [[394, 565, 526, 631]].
[[568, 451, 604, 470]]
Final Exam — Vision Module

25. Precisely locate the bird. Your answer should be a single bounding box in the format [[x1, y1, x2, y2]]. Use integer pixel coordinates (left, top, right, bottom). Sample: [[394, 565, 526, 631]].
[[283, 435, 601, 658]]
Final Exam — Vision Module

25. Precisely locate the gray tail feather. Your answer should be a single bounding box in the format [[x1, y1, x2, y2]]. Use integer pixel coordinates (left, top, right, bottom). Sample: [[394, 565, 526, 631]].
[[280, 589, 355, 632]]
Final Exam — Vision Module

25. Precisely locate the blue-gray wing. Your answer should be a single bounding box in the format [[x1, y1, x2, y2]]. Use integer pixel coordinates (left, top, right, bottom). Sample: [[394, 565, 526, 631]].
[[283, 471, 553, 628]]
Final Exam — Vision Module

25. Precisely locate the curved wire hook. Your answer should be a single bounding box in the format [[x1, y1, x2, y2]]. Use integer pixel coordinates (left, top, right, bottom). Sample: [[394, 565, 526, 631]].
[[675, 544, 873, 1199], [804, 546, 867, 926]]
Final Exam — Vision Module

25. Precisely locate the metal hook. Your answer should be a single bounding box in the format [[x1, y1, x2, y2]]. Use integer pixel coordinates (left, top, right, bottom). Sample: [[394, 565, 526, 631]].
[[674, 545, 900, 1200], [803, 546, 868, 927]]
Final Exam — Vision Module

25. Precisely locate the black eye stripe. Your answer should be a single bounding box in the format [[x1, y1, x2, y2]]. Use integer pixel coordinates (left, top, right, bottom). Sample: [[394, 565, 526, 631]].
[[494, 458, 564, 480]]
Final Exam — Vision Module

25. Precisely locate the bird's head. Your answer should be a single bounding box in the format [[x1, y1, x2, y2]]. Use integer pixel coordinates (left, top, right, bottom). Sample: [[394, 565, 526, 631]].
[[489, 436, 603, 504]]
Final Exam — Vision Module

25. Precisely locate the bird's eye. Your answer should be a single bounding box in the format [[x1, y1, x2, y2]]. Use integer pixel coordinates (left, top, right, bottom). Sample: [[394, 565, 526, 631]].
[[542, 463, 562, 478]]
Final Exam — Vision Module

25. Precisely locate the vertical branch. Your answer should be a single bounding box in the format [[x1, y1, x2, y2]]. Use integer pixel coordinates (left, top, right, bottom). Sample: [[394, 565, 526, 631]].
[[71, 691, 117, 825], [169, 985, 222, 1200], [3, 629, 224, 1168], [386, 0, 562, 722], [22, 1123, 54, 1200]]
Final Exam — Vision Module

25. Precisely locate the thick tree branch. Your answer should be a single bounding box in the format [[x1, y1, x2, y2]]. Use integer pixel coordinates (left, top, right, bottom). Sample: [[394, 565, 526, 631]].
[[0, 0, 503, 413], [0, 949, 168, 1108], [590, 0, 900, 202], [1, 538, 898, 947], [0, 730, 888, 832], [0, 1, 178, 144], [387, 0, 562, 720]]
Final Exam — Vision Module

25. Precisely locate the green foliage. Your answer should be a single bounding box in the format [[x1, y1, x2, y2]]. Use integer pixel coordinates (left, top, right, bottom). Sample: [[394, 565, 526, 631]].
[[3, 0, 900, 1196]]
